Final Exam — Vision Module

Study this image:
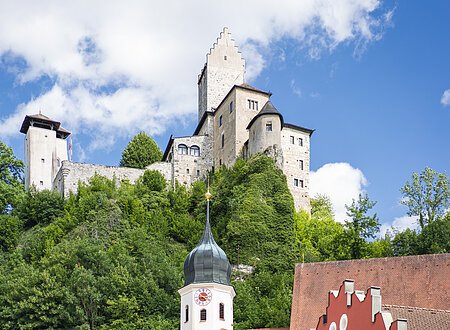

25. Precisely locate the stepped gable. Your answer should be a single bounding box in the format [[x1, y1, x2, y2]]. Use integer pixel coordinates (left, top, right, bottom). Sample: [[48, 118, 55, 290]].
[[290, 253, 450, 330], [247, 100, 284, 129]]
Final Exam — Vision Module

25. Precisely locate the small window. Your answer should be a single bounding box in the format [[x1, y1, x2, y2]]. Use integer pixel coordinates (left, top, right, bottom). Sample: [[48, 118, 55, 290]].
[[248, 99, 258, 110], [40, 181, 44, 186], [219, 159, 222, 166], [266, 121, 273, 132], [294, 179, 299, 187], [200, 309, 207, 321], [197, 169, 200, 177], [229, 101, 233, 113], [290, 136, 295, 144], [41, 158, 45, 163], [186, 168, 190, 174], [178, 144, 188, 155], [221, 134, 224, 148], [219, 303, 225, 320], [299, 160, 304, 170], [298, 137, 303, 146], [219, 115, 223, 126], [299, 179, 304, 188], [224, 55, 227, 60], [185, 305, 189, 323], [190, 145, 200, 157]]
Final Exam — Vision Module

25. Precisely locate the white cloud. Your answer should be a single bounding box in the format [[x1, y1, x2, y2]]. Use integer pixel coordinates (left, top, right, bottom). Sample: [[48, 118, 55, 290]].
[[380, 215, 419, 237], [0, 1, 391, 152], [310, 162, 368, 222], [290, 79, 303, 98], [441, 89, 450, 107]]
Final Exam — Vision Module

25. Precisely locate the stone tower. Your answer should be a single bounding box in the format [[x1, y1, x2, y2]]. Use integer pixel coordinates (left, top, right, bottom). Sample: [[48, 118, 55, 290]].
[[20, 113, 71, 191], [178, 190, 235, 330], [197, 27, 245, 122]]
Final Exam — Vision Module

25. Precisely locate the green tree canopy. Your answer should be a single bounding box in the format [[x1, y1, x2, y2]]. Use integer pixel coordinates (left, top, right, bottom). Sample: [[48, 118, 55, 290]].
[[401, 167, 449, 230], [119, 132, 162, 169], [0, 141, 25, 213]]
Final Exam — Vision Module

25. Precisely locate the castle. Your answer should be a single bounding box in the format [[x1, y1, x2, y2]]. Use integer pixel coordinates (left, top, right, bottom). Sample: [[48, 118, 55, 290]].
[[20, 28, 313, 212]]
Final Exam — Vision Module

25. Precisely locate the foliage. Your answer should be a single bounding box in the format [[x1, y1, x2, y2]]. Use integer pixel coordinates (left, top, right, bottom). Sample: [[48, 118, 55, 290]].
[[119, 132, 162, 169], [0, 152, 448, 329], [0, 141, 25, 213], [401, 167, 449, 230], [344, 194, 380, 259]]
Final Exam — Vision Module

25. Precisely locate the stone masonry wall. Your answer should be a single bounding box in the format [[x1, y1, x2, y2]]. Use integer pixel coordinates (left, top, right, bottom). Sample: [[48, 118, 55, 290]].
[[54, 161, 171, 198], [281, 127, 311, 212]]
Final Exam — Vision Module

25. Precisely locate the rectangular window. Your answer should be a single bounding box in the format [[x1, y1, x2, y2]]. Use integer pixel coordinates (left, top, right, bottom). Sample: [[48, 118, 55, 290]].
[[298, 137, 303, 146], [248, 99, 259, 110], [197, 169, 200, 177], [229, 101, 233, 113], [266, 121, 273, 131], [219, 303, 225, 320], [41, 158, 45, 163], [299, 180, 304, 188], [299, 160, 304, 170], [219, 115, 223, 126], [221, 133, 224, 148], [186, 168, 189, 174], [290, 136, 295, 144], [200, 309, 207, 321], [219, 159, 222, 166], [294, 179, 299, 187]]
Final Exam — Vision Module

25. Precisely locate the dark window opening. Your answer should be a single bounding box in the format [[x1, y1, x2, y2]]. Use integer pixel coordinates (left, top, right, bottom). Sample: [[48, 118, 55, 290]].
[[200, 309, 207, 321], [185, 305, 189, 323], [298, 137, 303, 146], [290, 136, 295, 144], [248, 99, 258, 110], [294, 178, 299, 187], [219, 115, 223, 126], [221, 134, 224, 148], [219, 303, 225, 320], [299, 160, 304, 170], [229, 101, 233, 113], [266, 122, 272, 131]]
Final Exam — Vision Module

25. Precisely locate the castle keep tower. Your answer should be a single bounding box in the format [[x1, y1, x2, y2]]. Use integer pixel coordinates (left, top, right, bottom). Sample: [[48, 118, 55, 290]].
[[20, 113, 70, 191], [178, 190, 235, 330], [198, 27, 245, 122]]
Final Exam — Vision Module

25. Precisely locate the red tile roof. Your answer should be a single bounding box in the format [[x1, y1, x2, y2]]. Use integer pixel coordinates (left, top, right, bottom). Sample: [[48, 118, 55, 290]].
[[384, 305, 450, 330], [290, 254, 450, 330]]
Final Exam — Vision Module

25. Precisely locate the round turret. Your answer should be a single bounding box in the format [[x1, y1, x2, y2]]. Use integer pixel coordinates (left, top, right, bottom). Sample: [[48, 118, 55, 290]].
[[183, 195, 232, 286]]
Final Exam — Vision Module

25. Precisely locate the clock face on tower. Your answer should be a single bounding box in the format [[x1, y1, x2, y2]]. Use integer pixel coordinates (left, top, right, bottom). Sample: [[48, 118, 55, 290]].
[[194, 288, 212, 306]]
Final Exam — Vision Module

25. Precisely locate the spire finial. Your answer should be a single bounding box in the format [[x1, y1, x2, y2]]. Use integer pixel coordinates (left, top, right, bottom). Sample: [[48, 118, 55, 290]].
[[205, 178, 212, 201]]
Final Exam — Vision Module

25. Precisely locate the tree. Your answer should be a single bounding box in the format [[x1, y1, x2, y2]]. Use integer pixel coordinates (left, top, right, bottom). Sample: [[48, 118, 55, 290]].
[[344, 194, 380, 259], [119, 132, 162, 169], [0, 141, 25, 213], [401, 167, 449, 230]]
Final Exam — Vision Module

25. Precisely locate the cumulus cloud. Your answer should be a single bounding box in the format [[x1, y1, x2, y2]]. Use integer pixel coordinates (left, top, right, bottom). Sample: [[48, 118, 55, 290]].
[[380, 215, 419, 237], [441, 89, 450, 107], [0, 1, 391, 152], [310, 162, 368, 222]]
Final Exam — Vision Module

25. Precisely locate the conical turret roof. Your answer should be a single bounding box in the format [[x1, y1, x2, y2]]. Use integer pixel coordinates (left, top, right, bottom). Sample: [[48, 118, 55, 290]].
[[246, 100, 284, 129], [183, 194, 232, 286]]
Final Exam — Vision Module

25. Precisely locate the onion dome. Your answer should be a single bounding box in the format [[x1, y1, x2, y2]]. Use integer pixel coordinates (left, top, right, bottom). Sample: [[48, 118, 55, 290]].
[[183, 190, 232, 286]]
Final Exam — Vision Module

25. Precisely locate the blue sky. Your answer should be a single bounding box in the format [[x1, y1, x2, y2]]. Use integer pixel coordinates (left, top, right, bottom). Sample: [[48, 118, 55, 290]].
[[0, 1, 449, 233]]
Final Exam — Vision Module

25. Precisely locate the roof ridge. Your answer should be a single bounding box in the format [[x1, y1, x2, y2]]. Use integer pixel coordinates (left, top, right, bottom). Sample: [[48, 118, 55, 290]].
[[383, 304, 450, 313]]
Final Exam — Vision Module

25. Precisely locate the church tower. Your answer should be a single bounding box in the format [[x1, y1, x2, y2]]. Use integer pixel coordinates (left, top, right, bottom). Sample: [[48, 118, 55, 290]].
[[178, 189, 235, 330], [20, 113, 71, 191], [197, 27, 245, 121]]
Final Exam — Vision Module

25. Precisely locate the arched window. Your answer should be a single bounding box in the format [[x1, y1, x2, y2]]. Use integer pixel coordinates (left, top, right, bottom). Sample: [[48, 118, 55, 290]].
[[219, 303, 225, 320], [185, 305, 189, 323], [190, 145, 200, 157], [178, 144, 188, 155], [200, 309, 207, 321]]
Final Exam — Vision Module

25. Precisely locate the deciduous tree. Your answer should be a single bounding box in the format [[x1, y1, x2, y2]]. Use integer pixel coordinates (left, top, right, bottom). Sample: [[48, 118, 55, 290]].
[[119, 132, 162, 169]]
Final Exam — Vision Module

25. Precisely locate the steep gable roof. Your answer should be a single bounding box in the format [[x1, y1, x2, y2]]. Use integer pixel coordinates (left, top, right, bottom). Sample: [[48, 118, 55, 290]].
[[290, 254, 450, 330], [247, 101, 284, 129]]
